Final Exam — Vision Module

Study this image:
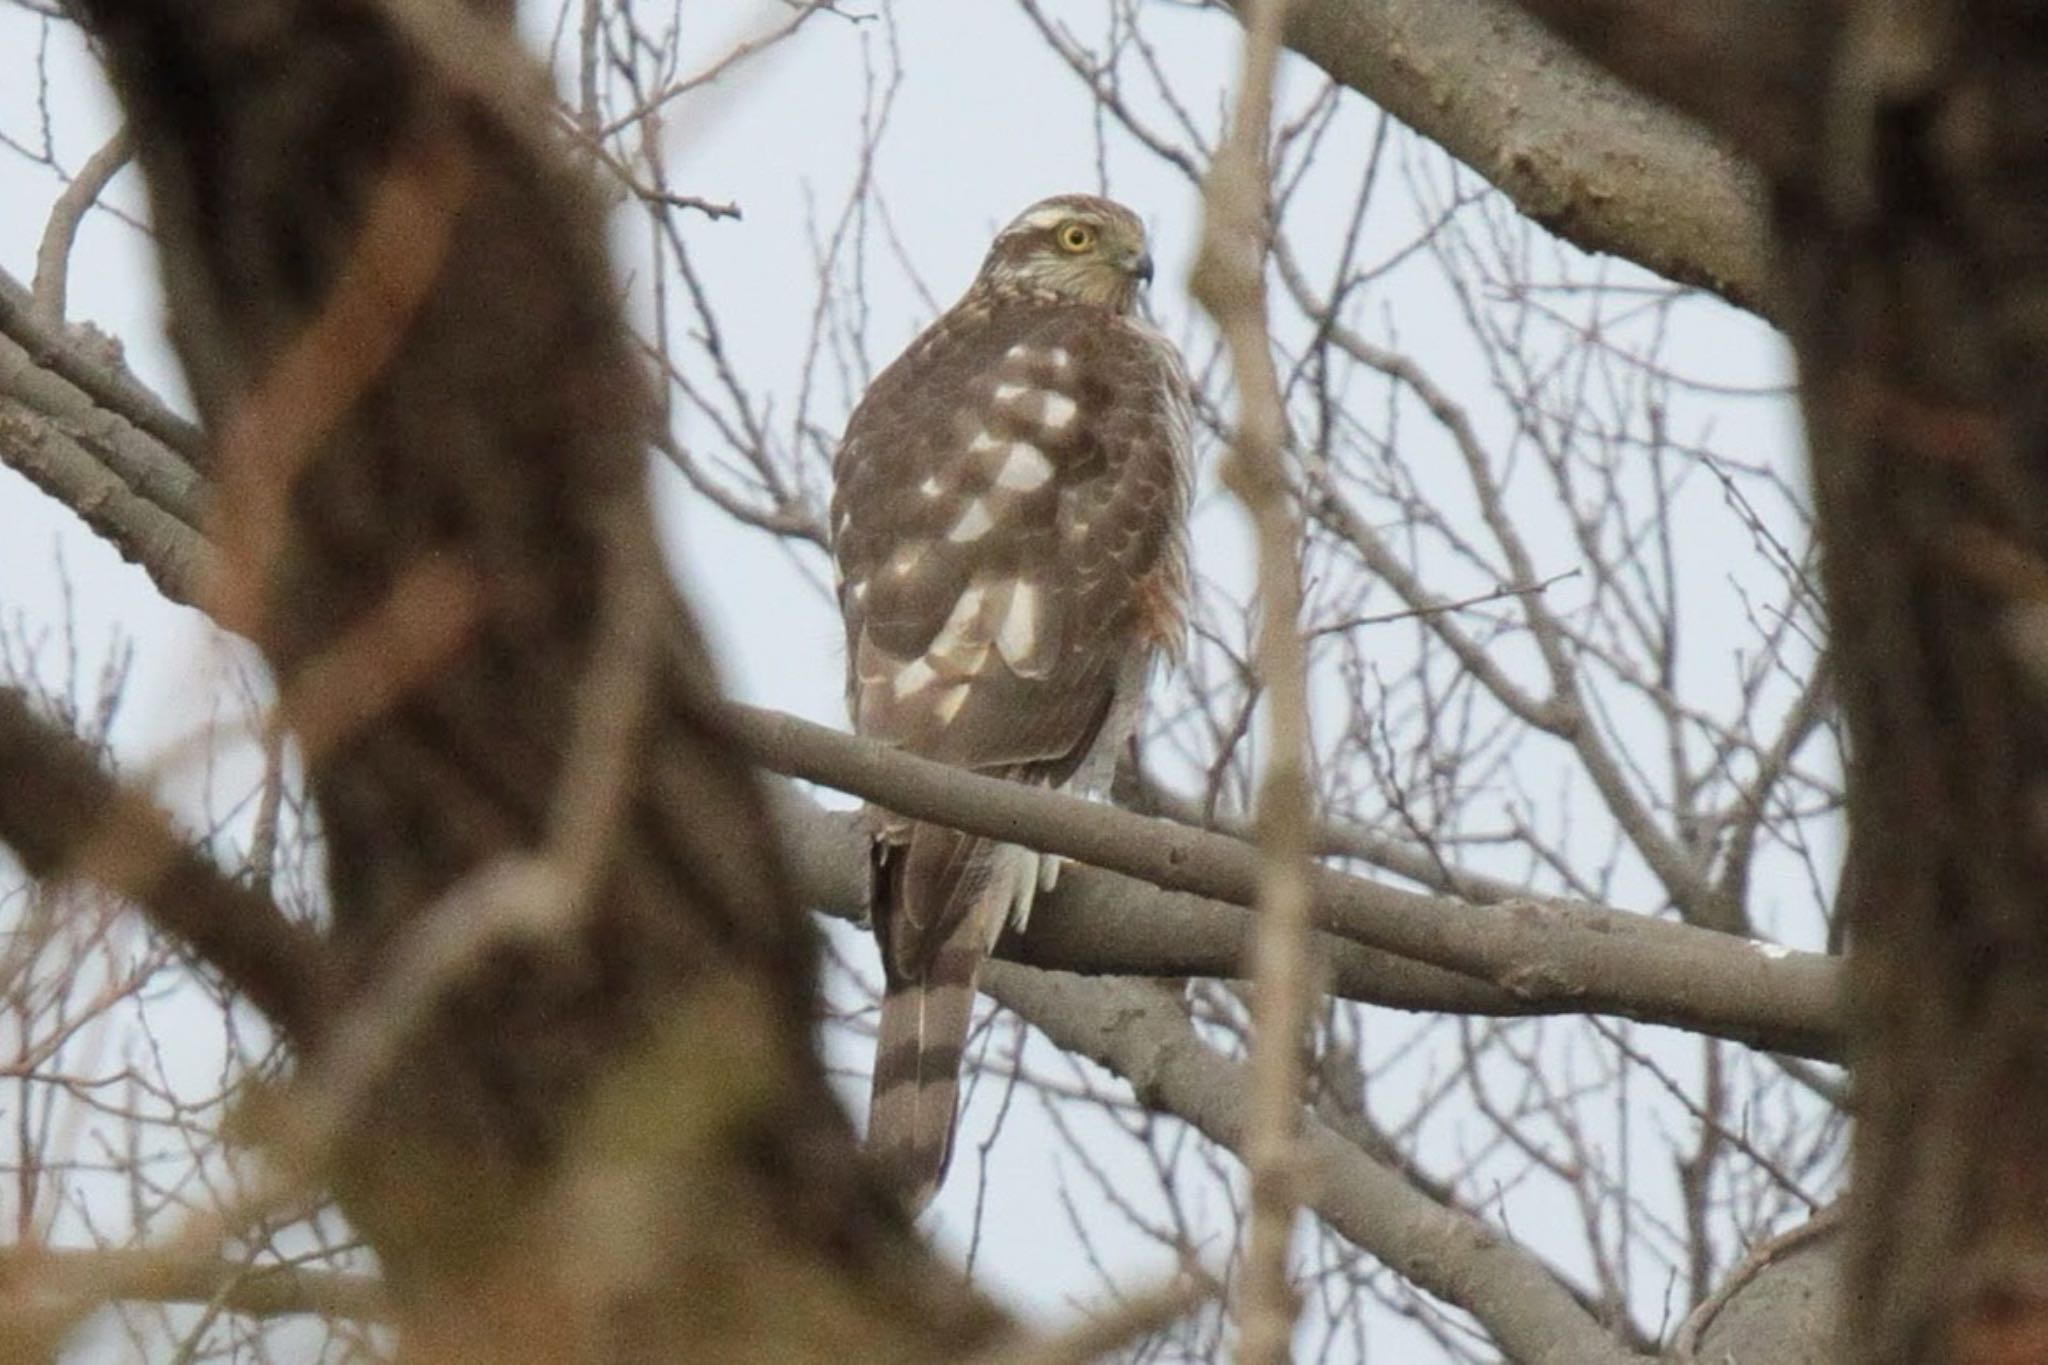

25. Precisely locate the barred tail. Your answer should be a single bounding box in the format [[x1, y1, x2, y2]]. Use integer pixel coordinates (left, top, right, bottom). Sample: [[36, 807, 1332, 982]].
[[866, 825, 1021, 1211], [868, 960, 978, 1211]]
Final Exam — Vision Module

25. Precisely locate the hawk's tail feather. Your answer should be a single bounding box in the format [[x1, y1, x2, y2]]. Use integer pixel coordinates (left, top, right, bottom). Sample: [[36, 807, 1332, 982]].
[[867, 825, 1015, 1210], [869, 962, 978, 1211]]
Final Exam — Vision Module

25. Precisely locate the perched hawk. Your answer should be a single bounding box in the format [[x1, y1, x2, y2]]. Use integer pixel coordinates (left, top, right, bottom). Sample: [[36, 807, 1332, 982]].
[[830, 194, 1193, 1208]]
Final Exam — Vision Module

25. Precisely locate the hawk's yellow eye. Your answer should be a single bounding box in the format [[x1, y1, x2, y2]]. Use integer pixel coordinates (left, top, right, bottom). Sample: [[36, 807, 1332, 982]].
[[1057, 222, 1097, 254]]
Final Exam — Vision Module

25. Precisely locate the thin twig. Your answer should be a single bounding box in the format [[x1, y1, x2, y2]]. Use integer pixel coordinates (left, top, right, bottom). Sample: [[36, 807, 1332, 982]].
[[969, 1266, 1220, 1365]]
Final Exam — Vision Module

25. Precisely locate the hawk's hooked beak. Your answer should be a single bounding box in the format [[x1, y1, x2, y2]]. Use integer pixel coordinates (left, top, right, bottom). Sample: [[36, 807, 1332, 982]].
[[1122, 247, 1155, 285]]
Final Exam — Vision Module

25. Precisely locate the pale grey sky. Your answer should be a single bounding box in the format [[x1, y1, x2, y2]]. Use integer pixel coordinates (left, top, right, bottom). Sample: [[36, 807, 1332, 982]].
[[0, 2, 1821, 1359]]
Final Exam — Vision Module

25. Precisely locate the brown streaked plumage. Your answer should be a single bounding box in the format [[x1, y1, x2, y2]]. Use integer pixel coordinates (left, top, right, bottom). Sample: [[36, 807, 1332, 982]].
[[830, 193, 1193, 1210]]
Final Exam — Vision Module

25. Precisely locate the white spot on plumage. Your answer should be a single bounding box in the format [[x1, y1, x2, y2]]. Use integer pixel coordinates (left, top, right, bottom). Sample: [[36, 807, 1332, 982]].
[[1039, 392, 1078, 431], [918, 475, 944, 499], [993, 443, 1053, 491], [997, 582, 1041, 666], [993, 382, 1027, 404], [968, 430, 1003, 454], [1004, 343, 1035, 362], [929, 584, 990, 665], [849, 579, 868, 606], [1048, 346, 1072, 371], [892, 658, 937, 699], [934, 683, 971, 726], [946, 500, 994, 543], [889, 544, 924, 577]]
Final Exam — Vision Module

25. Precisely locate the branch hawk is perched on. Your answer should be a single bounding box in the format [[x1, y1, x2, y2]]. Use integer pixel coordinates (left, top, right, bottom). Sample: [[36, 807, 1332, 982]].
[[831, 194, 1193, 1208]]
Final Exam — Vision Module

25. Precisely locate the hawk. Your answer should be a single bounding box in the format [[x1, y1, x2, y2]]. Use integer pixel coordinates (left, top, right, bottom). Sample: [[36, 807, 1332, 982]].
[[830, 194, 1193, 1209]]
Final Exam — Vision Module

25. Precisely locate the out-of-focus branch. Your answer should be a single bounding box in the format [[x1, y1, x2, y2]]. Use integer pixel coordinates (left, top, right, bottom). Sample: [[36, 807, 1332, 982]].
[[65, 0, 993, 1355], [0, 684, 334, 1045], [728, 705, 1844, 1058], [1508, 0, 2048, 1354], [1233, 0, 1775, 318], [986, 969, 1651, 1365], [1191, 0, 1313, 1354], [0, 1245, 389, 1324]]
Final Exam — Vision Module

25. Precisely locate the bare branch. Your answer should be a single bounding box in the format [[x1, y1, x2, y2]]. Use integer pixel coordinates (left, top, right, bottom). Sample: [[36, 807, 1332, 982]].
[[0, 1245, 390, 1323], [0, 271, 207, 463], [1240, 0, 1775, 316], [0, 392, 214, 606], [986, 969, 1651, 1365], [0, 683, 335, 1044], [1192, 0, 1314, 1353], [1500, 0, 1811, 173], [30, 126, 131, 323], [723, 704, 1843, 1057]]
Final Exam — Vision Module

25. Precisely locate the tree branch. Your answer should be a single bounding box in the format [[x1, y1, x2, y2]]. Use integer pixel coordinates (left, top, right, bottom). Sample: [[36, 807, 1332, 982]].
[[1193, 0, 1315, 1350], [0, 684, 335, 1045], [31, 127, 134, 324], [0, 1245, 389, 1324], [985, 969, 1651, 1365], [0, 270, 208, 463], [1498, 0, 1810, 174], [0, 393, 214, 606], [723, 704, 1843, 1058], [1238, 0, 1775, 317], [771, 792, 1545, 1018]]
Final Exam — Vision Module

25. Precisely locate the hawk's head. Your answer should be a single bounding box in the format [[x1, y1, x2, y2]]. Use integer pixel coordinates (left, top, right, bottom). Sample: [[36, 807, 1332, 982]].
[[974, 194, 1155, 314]]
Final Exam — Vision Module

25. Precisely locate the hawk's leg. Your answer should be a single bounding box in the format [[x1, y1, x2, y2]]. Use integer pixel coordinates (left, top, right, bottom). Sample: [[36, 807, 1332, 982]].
[[1001, 847, 1070, 939]]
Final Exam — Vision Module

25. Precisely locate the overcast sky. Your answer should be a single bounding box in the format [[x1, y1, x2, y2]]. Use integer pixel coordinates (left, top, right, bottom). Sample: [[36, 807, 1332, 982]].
[[0, 2, 1813, 1359]]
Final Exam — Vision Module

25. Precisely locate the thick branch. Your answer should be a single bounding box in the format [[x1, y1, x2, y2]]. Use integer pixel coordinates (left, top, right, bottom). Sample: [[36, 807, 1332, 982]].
[[1500, 0, 1809, 174], [778, 791, 1546, 1017], [66, 1, 991, 1355], [727, 705, 1843, 1058], [0, 395, 214, 606], [1241, 0, 1775, 317]]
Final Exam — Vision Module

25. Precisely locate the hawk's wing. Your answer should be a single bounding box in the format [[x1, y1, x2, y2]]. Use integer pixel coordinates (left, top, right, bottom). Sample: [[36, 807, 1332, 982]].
[[832, 298, 1190, 814], [831, 296, 1190, 1204]]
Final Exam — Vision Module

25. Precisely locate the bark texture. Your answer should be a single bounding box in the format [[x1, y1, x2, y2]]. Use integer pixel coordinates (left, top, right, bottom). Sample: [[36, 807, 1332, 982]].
[[1786, 14, 2048, 1360], [60, 0, 996, 1359], [1501, 0, 2048, 1359], [1245, 0, 1775, 317]]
